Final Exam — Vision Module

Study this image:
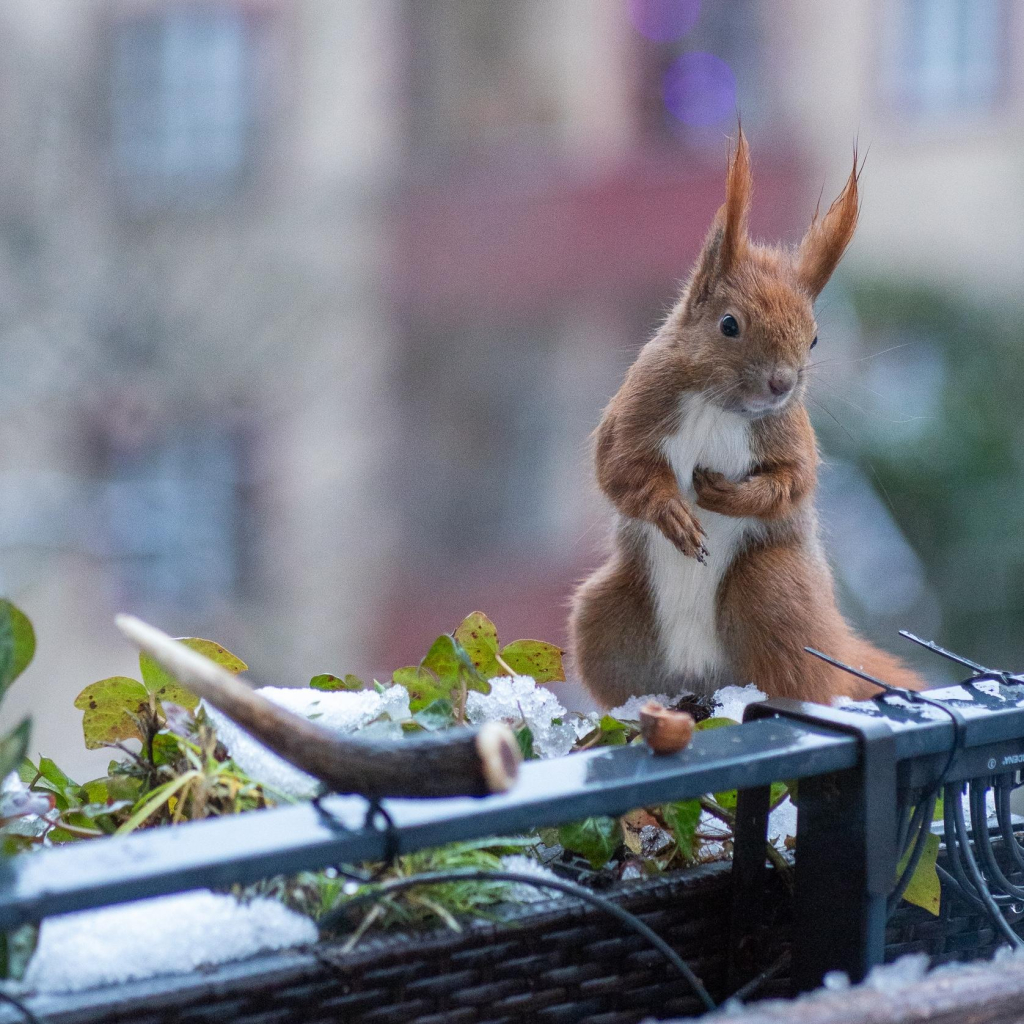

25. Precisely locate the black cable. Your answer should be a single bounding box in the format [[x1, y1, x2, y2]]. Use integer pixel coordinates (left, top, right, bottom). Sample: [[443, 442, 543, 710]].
[[950, 785, 1023, 947], [969, 781, 1024, 900], [887, 792, 937, 914], [996, 780, 1024, 874], [0, 989, 42, 1024], [319, 868, 717, 1012]]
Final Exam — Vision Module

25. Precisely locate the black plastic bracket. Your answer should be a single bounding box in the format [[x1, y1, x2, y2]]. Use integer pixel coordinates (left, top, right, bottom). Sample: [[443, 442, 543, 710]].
[[730, 698, 898, 993]]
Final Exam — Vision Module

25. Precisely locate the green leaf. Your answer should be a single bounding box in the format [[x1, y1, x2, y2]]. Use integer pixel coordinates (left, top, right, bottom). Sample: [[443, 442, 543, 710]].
[[898, 831, 941, 915], [0, 600, 35, 698], [663, 800, 702, 862], [37, 757, 78, 795], [714, 782, 787, 813], [310, 673, 364, 692], [139, 638, 247, 711], [515, 726, 535, 761], [696, 716, 738, 730], [558, 816, 620, 869], [421, 635, 461, 682], [499, 640, 565, 683], [0, 720, 30, 785], [74, 677, 149, 749], [597, 715, 629, 746], [413, 698, 456, 731], [393, 665, 447, 712], [453, 612, 502, 679]]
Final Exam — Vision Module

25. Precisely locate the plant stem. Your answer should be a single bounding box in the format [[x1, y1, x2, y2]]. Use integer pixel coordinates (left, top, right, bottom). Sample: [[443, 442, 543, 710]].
[[698, 796, 793, 886]]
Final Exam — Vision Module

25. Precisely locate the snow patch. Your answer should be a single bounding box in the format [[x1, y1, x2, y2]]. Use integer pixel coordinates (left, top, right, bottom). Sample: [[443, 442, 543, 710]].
[[499, 854, 565, 903], [24, 890, 317, 994], [608, 694, 673, 720], [712, 683, 767, 723], [465, 675, 575, 758]]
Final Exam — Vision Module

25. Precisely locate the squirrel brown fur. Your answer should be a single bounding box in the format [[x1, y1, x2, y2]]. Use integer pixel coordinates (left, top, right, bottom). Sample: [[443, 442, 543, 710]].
[[569, 130, 924, 707]]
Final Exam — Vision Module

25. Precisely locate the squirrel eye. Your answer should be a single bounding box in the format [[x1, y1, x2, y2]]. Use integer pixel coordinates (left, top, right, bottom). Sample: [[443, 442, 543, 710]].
[[810, 335, 818, 349], [719, 314, 739, 338]]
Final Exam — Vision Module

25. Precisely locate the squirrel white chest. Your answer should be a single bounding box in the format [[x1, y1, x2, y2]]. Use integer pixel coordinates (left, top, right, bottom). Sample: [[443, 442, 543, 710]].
[[644, 395, 755, 689]]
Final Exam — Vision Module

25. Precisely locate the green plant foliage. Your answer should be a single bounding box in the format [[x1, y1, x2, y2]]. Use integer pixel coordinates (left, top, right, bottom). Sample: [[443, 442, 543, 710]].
[[74, 677, 151, 750], [662, 800, 702, 862], [0, 720, 30, 786], [412, 698, 456, 731], [74, 639, 246, 749], [453, 612, 502, 678], [558, 816, 620, 869], [0, 599, 35, 699], [310, 673, 364, 692], [139, 639, 247, 711], [499, 639, 565, 683]]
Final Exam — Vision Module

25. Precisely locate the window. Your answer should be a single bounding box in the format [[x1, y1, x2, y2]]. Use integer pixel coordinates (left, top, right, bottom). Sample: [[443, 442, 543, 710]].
[[886, 0, 1006, 115], [97, 412, 254, 614], [110, 5, 261, 201]]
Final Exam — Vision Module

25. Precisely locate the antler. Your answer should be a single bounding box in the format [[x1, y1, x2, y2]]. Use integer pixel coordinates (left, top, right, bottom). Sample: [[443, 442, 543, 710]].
[[114, 615, 520, 800]]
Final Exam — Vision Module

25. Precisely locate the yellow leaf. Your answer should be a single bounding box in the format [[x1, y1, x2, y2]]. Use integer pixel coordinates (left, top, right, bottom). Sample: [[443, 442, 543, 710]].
[[898, 831, 941, 916]]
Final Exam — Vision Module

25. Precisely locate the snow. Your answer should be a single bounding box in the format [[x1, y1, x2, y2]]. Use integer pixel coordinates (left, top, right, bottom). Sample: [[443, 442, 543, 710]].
[[767, 796, 798, 849], [863, 953, 930, 993], [465, 675, 576, 758], [499, 854, 565, 903], [23, 890, 317, 994], [711, 683, 767, 723], [608, 693, 673, 720], [205, 685, 411, 799], [0, 771, 51, 833]]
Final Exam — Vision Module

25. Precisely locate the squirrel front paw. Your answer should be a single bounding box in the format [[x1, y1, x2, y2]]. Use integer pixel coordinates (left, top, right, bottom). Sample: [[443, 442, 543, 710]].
[[654, 496, 709, 564], [693, 467, 739, 514]]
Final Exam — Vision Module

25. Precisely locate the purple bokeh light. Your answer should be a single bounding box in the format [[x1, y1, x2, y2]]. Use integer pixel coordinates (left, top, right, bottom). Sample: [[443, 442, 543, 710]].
[[626, 0, 701, 43], [663, 52, 736, 127]]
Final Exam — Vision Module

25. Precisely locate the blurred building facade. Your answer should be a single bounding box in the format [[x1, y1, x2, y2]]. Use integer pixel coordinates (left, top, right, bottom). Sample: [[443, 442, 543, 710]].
[[0, 0, 1019, 776]]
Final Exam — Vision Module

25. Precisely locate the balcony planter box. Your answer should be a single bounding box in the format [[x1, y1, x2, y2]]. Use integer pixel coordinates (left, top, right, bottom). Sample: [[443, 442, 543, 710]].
[[1, 852, 1012, 1024]]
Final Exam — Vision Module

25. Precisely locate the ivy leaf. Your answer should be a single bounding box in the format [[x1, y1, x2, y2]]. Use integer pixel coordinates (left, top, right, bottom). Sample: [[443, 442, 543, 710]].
[[421, 635, 461, 682], [413, 698, 455, 731], [696, 716, 738, 730], [714, 782, 788, 813], [0, 600, 35, 699], [558, 816, 620, 869], [310, 673, 364, 692], [663, 799, 702, 862], [0, 720, 31, 787], [499, 640, 565, 683], [898, 831, 941, 916], [393, 665, 447, 713], [453, 612, 502, 679], [139, 639, 247, 711], [74, 677, 150, 749], [515, 726, 535, 761], [596, 715, 629, 746]]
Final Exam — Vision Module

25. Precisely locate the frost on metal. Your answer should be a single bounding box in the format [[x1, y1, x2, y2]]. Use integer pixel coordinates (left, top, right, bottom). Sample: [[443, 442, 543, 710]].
[[23, 890, 317, 994], [465, 675, 576, 758]]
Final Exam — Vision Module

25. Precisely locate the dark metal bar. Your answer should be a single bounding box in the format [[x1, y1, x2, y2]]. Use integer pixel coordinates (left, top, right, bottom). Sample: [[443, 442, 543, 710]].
[[744, 699, 898, 991], [0, 717, 856, 930], [728, 783, 772, 990]]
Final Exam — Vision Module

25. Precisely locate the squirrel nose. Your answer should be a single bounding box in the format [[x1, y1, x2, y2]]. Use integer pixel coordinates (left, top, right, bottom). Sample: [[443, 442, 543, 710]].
[[767, 369, 797, 397]]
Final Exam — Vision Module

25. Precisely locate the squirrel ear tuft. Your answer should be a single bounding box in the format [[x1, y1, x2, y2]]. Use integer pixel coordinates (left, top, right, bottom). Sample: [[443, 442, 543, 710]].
[[797, 150, 861, 299], [686, 127, 752, 308]]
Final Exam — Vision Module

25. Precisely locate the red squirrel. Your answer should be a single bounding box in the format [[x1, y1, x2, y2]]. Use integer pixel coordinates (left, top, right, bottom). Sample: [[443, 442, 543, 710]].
[[569, 130, 924, 707]]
